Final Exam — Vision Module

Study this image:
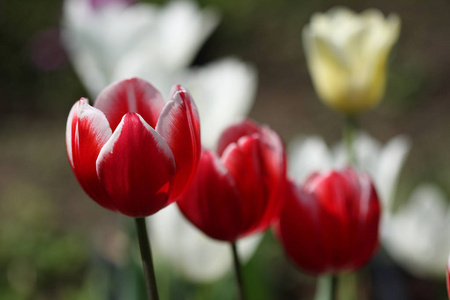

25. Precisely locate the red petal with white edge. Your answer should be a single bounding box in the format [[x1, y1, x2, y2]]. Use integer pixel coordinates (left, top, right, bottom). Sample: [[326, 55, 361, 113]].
[[156, 85, 200, 200], [216, 119, 260, 156], [96, 113, 176, 217], [94, 78, 165, 131], [177, 151, 241, 242], [66, 99, 115, 211]]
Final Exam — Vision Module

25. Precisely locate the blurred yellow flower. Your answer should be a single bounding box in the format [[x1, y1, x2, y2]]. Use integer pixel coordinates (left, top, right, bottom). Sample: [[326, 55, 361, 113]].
[[303, 7, 400, 114]]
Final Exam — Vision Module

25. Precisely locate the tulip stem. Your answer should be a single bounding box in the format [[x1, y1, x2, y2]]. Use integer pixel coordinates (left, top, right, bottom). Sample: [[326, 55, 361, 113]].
[[231, 242, 246, 300], [315, 275, 337, 300], [135, 217, 159, 300], [344, 115, 358, 165], [331, 275, 338, 300]]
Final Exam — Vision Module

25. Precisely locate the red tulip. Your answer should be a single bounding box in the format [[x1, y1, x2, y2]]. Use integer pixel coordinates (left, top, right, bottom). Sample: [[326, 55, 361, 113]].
[[66, 78, 200, 217], [177, 119, 287, 242], [275, 168, 381, 275]]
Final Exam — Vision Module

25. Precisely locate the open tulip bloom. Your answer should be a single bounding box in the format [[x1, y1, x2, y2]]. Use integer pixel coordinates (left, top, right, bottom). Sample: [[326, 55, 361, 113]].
[[66, 77, 200, 217], [177, 119, 287, 298], [66, 77, 200, 299]]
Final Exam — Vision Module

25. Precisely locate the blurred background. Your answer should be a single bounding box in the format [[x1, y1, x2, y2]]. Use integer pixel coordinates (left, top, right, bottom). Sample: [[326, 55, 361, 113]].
[[1, 0, 450, 299]]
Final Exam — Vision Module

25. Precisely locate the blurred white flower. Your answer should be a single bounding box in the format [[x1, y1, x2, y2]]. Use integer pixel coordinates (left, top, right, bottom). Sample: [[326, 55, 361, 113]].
[[382, 184, 450, 278], [303, 7, 400, 114], [63, 0, 157, 95], [289, 132, 410, 211], [148, 205, 262, 282], [62, 0, 258, 282], [109, 0, 221, 82], [62, 0, 219, 96]]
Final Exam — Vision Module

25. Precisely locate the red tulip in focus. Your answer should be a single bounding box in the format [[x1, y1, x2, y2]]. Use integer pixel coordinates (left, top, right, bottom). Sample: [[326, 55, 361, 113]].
[[275, 168, 381, 275], [177, 119, 286, 242], [66, 78, 200, 217]]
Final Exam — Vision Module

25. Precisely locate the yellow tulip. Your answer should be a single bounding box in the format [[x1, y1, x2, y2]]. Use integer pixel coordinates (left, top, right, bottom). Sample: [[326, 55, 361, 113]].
[[303, 7, 400, 114]]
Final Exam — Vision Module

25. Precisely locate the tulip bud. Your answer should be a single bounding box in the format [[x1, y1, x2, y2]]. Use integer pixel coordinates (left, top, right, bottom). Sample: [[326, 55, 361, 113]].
[[275, 168, 381, 275], [303, 7, 400, 114], [177, 119, 287, 242]]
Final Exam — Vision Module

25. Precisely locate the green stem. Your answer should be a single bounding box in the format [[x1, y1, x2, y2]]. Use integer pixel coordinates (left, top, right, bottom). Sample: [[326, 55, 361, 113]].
[[336, 273, 358, 300], [231, 242, 246, 300], [331, 276, 337, 300], [315, 275, 337, 300], [343, 115, 358, 166], [135, 217, 159, 300]]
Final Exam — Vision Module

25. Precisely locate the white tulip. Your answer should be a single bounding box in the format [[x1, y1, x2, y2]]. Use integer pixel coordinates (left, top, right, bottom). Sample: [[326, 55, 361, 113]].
[[382, 184, 450, 278], [303, 7, 400, 114], [63, 0, 160, 96], [63, 0, 219, 97], [62, 0, 258, 282]]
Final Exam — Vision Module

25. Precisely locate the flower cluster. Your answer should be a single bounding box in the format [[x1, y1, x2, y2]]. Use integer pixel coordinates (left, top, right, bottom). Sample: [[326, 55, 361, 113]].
[[63, 2, 446, 299], [66, 77, 382, 279]]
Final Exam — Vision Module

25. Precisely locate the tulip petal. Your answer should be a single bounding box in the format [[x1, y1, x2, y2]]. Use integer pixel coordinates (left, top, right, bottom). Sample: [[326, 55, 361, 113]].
[[66, 98, 115, 210], [383, 184, 450, 277], [156, 85, 200, 200], [154, 0, 219, 71], [216, 119, 260, 156], [349, 171, 380, 269], [255, 127, 287, 230], [177, 151, 241, 242], [94, 78, 165, 131], [96, 112, 176, 217], [306, 171, 354, 270], [221, 136, 266, 235], [221, 126, 286, 237], [275, 180, 328, 274]]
